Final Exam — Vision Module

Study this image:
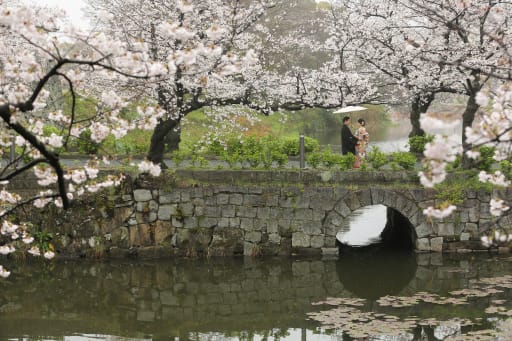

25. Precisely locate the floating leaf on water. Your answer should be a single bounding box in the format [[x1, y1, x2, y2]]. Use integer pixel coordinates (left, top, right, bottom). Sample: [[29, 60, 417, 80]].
[[486, 306, 505, 314], [492, 299, 506, 305], [311, 297, 366, 307], [478, 275, 512, 288], [418, 318, 440, 326], [449, 288, 498, 298]]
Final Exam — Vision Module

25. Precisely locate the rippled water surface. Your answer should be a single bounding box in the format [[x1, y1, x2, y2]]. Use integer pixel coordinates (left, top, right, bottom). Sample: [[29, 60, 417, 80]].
[[3, 252, 512, 340]]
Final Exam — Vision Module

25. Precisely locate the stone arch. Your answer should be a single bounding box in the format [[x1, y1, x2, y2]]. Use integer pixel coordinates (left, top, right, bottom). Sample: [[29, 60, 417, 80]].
[[323, 188, 425, 249]]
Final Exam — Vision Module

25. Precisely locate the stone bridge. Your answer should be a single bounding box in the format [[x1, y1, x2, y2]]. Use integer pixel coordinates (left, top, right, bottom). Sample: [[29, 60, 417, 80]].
[[26, 169, 512, 257]]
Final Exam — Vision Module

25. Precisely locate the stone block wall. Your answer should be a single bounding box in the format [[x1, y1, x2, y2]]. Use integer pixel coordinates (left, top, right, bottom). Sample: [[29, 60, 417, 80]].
[[16, 170, 512, 257]]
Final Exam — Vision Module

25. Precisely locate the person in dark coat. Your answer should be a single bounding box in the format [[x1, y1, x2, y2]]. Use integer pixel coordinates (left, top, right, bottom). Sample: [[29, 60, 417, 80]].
[[341, 116, 358, 155]]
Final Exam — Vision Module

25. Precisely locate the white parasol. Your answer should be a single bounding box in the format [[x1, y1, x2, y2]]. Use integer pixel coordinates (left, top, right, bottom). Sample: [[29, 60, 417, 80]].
[[333, 106, 368, 114]]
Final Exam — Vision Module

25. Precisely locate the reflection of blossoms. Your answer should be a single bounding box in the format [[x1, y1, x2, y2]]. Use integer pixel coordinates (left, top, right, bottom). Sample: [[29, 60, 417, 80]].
[[28, 246, 41, 257], [44, 251, 55, 260], [0, 266, 10, 278], [481, 231, 512, 248], [0, 245, 15, 255]]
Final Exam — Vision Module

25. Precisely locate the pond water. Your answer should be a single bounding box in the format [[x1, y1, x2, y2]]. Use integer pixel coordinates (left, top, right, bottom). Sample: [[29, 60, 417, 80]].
[[2, 253, 512, 341], [312, 119, 412, 153], [313, 117, 463, 153]]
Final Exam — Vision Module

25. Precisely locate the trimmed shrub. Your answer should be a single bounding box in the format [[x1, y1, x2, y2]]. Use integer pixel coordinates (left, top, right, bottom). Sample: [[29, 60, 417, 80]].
[[474, 146, 496, 172], [392, 152, 417, 170], [367, 146, 388, 170], [408, 134, 434, 154]]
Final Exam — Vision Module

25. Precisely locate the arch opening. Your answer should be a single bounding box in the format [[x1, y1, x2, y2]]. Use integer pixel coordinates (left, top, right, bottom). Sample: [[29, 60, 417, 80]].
[[335, 205, 416, 251]]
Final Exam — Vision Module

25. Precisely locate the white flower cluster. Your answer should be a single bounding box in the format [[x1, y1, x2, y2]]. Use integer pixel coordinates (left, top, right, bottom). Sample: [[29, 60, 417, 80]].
[[489, 198, 510, 217], [418, 133, 459, 189], [0, 219, 39, 277], [419, 82, 512, 224], [467, 84, 512, 161], [422, 205, 457, 219], [478, 171, 511, 187], [138, 160, 162, 177]]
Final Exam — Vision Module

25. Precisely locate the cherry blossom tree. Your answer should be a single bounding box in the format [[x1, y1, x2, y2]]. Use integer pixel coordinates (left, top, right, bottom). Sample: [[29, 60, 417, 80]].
[[85, 0, 276, 165], [277, 1, 384, 108], [1, 0, 287, 277], [320, 0, 479, 139], [0, 2, 178, 277], [320, 1, 512, 233], [87, 0, 383, 164], [321, 0, 511, 152], [357, 0, 465, 137], [411, 1, 512, 230], [397, 0, 511, 168]]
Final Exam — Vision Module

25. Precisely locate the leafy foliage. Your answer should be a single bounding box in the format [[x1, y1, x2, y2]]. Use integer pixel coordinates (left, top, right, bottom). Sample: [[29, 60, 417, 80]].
[[499, 160, 512, 178], [391, 152, 417, 170], [198, 135, 311, 169], [75, 129, 99, 155], [367, 147, 388, 170], [408, 134, 434, 154], [434, 174, 493, 206], [33, 230, 54, 254], [474, 146, 496, 172], [102, 130, 151, 155], [306, 146, 356, 170]]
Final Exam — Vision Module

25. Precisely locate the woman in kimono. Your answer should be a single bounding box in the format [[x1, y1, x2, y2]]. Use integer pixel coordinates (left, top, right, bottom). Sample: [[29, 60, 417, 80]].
[[355, 118, 369, 159]]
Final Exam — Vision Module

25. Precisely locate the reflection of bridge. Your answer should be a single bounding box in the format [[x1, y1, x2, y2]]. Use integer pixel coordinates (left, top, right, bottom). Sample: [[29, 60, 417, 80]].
[[14, 170, 508, 257], [0, 254, 495, 340]]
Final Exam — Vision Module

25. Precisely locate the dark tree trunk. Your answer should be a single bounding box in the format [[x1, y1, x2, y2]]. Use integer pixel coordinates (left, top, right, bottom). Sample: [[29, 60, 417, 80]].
[[164, 124, 181, 153], [147, 118, 180, 166], [460, 74, 483, 170], [409, 93, 435, 137], [461, 92, 480, 169]]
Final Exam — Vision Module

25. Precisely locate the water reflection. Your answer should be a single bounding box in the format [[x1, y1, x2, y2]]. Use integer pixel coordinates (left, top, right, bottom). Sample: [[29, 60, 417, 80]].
[[64, 336, 151, 341], [2, 253, 512, 340], [336, 248, 417, 300]]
